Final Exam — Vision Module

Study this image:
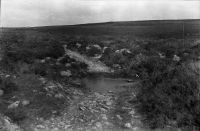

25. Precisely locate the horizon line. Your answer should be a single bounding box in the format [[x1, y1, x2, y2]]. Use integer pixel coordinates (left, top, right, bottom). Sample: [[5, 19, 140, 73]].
[[1, 18, 200, 28]]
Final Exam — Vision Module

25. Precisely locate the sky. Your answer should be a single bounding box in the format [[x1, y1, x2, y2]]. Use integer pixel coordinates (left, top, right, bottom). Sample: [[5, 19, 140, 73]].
[[1, 0, 200, 27]]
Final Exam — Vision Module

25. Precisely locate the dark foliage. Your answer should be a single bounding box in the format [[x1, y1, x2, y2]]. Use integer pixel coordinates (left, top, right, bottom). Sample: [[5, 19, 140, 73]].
[[135, 57, 200, 129]]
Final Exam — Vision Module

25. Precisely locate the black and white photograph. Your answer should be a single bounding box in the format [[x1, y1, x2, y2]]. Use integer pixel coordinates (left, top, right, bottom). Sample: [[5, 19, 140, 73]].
[[0, 0, 200, 131]]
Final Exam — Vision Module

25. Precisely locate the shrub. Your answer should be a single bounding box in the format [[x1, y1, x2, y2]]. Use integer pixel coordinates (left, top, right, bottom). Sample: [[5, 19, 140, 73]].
[[135, 57, 200, 129], [0, 77, 18, 94], [5, 108, 27, 123]]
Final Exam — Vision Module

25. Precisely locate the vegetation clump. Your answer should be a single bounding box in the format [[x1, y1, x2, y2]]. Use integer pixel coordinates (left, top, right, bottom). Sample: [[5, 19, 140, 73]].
[[135, 57, 200, 129]]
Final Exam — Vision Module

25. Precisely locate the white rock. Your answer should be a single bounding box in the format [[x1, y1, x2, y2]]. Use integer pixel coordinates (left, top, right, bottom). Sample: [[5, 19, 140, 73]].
[[21, 100, 30, 106], [173, 55, 181, 62], [40, 59, 45, 63], [36, 125, 45, 129], [54, 93, 64, 99], [45, 57, 51, 60], [116, 115, 122, 120], [60, 70, 72, 77], [124, 123, 131, 128], [93, 44, 101, 50], [5, 75, 10, 78], [106, 101, 112, 106], [76, 43, 82, 48], [8, 101, 20, 109], [53, 127, 59, 131], [115, 50, 120, 53], [158, 53, 165, 58], [0, 89, 4, 96], [129, 110, 135, 115], [101, 114, 107, 120], [95, 122, 102, 129], [132, 127, 139, 131]]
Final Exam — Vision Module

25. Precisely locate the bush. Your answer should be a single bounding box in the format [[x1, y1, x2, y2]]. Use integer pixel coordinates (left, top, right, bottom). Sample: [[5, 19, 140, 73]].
[[135, 57, 200, 129], [5, 108, 27, 123], [0, 77, 18, 94]]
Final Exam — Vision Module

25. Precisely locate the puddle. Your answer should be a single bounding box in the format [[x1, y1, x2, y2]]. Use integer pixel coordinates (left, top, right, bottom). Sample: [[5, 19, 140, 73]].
[[81, 76, 134, 93]]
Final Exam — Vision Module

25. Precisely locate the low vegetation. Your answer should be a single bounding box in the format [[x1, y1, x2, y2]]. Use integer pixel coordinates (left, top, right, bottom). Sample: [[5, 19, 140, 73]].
[[0, 20, 200, 130]]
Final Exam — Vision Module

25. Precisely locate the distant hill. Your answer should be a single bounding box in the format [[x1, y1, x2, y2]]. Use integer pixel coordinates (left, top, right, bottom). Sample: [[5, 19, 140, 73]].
[[2, 19, 200, 38]]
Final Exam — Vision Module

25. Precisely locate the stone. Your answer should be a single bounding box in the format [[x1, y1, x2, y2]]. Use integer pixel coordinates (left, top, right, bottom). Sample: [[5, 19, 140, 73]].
[[0, 89, 4, 96], [45, 57, 51, 60], [64, 125, 71, 129], [65, 63, 71, 67], [5, 75, 10, 78], [36, 125, 45, 129], [129, 110, 135, 115], [40, 59, 45, 63], [95, 122, 102, 129], [8, 101, 20, 109], [76, 43, 82, 48], [60, 70, 72, 77], [124, 123, 131, 128], [101, 114, 107, 120], [21, 100, 30, 106], [53, 127, 59, 131], [158, 52, 166, 59], [173, 55, 181, 62], [116, 115, 122, 120], [106, 101, 112, 106], [132, 127, 139, 131], [54, 93, 64, 99]]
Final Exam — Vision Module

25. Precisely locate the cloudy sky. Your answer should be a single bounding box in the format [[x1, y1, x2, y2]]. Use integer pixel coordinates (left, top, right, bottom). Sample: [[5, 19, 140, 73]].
[[1, 0, 200, 27]]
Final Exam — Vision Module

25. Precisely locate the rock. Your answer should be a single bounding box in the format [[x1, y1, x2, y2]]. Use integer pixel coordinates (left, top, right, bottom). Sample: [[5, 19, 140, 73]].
[[1, 115, 24, 131], [56, 62, 61, 65], [5, 75, 10, 78], [116, 115, 122, 120], [64, 125, 71, 129], [115, 50, 120, 53], [54, 93, 64, 99], [0, 89, 4, 96], [21, 100, 30, 106], [120, 48, 131, 55], [100, 107, 107, 112], [8, 101, 20, 109], [101, 114, 107, 120], [158, 52, 166, 59], [39, 77, 46, 84], [129, 110, 135, 115], [52, 127, 59, 131], [79, 106, 86, 111], [65, 63, 71, 67], [106, 101, 112, 106], [113, 64, 121, 69], [173, 55, 181, 62], [76, 43, 82, 48], [40, 59, 45, 63], [95, 122, 102, 129], [132, 127, 139, 131], [36, 125, 45, 129], [124, 123, 131, 128], [45, 57, 51, 60], [60, 70, 72, 77]]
